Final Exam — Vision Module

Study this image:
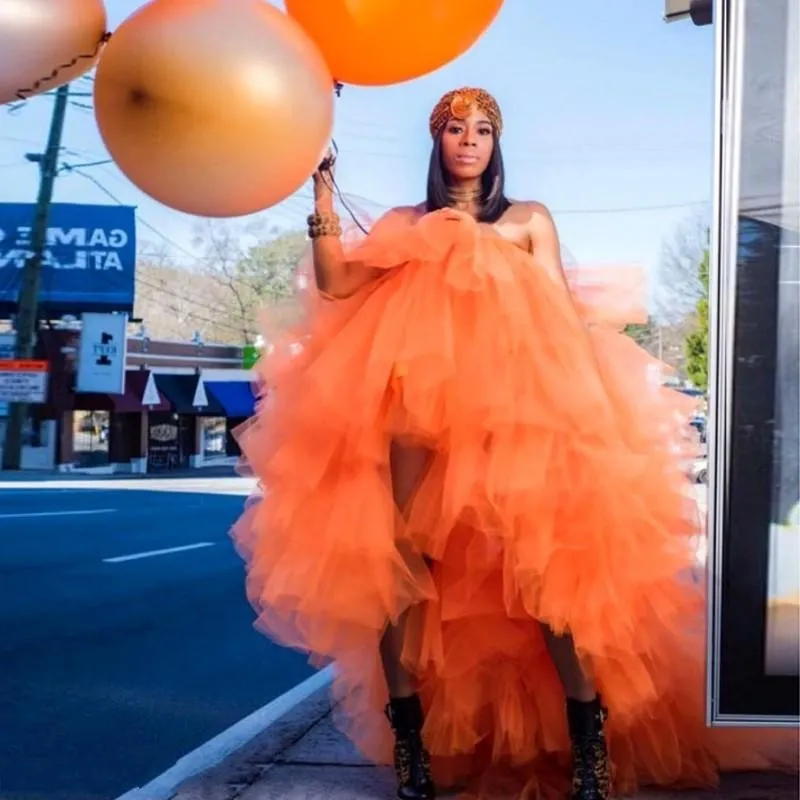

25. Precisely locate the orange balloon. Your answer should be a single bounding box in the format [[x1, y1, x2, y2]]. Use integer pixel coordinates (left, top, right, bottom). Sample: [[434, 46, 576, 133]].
[[285, 0, 504, 86], [0, 0, 107, 105], [93, 0, 334, 217]]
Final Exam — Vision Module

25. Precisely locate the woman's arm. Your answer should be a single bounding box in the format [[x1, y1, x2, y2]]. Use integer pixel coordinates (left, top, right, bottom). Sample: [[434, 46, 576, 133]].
[[310, 161, 370, 299], [312, 166, 417, 299]]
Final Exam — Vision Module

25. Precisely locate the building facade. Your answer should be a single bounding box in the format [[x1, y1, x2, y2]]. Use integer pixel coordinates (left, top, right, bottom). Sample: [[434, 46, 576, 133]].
[[19, 330, 257, 474], [670, 0, 800, 724]]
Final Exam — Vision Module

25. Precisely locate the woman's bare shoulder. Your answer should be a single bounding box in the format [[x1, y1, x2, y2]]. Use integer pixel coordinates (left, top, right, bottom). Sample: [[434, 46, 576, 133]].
[[367, 205, 423, 236], [506, 199, 553, 221], [372, 204, 424, 228], [395, 203, 426, 220], [507, 200, 559, 240]]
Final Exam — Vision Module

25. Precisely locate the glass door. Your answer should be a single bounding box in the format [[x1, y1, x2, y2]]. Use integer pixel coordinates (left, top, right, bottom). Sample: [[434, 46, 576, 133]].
[[708, 0, 799, 724]]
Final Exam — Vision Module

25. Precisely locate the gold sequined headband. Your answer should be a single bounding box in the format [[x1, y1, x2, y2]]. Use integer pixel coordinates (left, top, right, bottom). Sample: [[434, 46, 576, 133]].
[[429, 88, 503, 139]]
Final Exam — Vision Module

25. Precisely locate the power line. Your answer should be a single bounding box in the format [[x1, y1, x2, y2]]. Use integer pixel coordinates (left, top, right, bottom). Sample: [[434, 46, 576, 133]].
[[554, 200, 709, 216], [6, 122, 709, 221], [60, 158, 112, 171], [134, 274, 257, 338], [293, 186, 707, 217], [64, 168, 270, 339], [65, 167, 198, 259]]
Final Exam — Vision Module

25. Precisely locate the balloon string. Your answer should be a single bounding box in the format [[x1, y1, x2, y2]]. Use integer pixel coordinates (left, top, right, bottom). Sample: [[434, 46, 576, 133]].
[[318, 80, 370, 236], [320, 146, 369, 236], [335, 179, 370, 235], [14, 31, 112, 101]]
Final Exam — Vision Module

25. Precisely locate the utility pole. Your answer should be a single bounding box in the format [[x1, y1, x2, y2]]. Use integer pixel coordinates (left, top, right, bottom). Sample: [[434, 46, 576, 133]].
[[2, 84, 70, 471]]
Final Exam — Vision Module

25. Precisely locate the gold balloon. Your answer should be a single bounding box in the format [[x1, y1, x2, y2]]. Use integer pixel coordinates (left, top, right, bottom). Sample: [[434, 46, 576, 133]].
[[0, 0, 107, 104], [93, 0, 334, 218]]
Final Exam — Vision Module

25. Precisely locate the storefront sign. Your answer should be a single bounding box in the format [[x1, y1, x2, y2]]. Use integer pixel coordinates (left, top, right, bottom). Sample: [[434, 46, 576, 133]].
[[0, 359, 49, 404], [0, 332, 15, 415], [242, 344, 260, 369], [76, 313, 128, 395], [0, 203, 137, 316], [147, 413, 181, 471]]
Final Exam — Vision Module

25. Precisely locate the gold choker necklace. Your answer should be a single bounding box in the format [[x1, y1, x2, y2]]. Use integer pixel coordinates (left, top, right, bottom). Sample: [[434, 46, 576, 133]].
[[448, 186, 481, 210]]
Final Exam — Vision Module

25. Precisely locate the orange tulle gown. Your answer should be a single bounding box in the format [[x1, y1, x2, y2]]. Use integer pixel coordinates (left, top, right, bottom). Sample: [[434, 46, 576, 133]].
[[233, 208, 797, 798]]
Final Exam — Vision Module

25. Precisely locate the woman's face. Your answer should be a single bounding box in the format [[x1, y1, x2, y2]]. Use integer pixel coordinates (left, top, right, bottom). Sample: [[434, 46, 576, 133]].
[[440, 111, 494, 181]]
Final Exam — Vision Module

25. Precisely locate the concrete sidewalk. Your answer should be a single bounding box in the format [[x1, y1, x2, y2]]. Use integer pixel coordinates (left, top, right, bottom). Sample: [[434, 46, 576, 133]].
[[167, 682, 798, 800], [0, 464, 240, 483]]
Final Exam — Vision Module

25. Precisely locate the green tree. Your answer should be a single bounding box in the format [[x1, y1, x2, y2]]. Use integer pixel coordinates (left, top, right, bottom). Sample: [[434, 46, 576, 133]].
[[237, 231, 307, 302], [623, 320, 654, 348], [684, 249, 709, 389], [235, 231, 309, 341]]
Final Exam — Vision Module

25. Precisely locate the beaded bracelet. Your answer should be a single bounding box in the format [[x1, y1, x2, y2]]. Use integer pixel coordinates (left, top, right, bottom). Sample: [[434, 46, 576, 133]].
[[307, 212, 342, 239]]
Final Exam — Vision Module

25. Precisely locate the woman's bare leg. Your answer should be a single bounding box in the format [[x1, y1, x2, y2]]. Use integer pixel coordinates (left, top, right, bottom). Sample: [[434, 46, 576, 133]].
[[382, 445, 597, 703], [380, 441, 431, 698], [541, 625, 597, 701], [542, 626, 609, 799]]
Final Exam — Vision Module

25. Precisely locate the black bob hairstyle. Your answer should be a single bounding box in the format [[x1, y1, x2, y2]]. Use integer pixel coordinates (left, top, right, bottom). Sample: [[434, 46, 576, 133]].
[[425, 128, 511, 224]]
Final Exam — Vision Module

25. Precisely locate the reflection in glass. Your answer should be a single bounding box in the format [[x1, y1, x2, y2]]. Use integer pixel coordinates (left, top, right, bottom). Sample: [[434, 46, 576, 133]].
[[203, 417, 228, 459], [72, 410, 110, 468], [762, 0, 799, 678]]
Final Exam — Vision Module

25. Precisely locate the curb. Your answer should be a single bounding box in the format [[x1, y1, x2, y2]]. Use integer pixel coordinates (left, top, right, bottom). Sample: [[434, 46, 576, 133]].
[[116, 666, 335, 800], [0, 466, 239, 483]]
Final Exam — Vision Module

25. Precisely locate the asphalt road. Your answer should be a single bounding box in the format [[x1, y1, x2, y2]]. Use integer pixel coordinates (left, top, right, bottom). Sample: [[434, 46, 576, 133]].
[[0, 475, 315, 800]]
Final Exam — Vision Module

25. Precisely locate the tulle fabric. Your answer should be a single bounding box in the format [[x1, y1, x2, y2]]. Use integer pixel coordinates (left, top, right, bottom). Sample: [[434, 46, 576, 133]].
[[232, 208, 797, 798]]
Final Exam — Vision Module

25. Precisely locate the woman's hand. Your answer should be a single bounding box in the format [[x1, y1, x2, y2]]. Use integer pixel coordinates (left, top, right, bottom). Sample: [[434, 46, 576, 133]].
[[313, 147, 336, 204]]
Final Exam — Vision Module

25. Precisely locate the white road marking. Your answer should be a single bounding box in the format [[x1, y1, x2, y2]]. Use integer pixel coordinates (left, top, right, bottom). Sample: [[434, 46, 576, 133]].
[[115, 666, 335, 800], [103, 542, 215, 564], [0, 508, 117, 520]]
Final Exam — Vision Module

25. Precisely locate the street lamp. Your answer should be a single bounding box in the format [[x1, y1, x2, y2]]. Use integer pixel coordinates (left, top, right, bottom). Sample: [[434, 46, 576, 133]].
[[664, 0, 712, 26]]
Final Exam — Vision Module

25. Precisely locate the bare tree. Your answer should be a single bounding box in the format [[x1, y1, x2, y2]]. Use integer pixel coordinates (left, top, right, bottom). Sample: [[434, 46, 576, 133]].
[[134, 238, 244, 344], [623, 315, 697, 378], [191, 221, 254, 344], [653, 210, 711, 324], [192, 220, 307, 345], [133, 220, 309, 346]]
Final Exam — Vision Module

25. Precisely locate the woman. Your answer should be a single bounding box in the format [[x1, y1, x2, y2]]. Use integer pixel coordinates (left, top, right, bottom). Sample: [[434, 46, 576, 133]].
[[234, 88, 796, 800]]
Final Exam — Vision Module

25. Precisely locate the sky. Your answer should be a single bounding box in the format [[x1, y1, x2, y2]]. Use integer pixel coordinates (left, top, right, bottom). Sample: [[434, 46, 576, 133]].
[[0, 0, 715, 295]]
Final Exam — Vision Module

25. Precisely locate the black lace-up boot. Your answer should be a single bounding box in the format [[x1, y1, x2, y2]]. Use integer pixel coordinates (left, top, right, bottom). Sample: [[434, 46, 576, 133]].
[[567, 696, 611, 800], [386, 694, 437, 800]]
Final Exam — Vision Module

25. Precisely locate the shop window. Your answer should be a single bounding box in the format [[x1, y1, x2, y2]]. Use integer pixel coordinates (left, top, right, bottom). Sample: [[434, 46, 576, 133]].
[[203, 417, 227, 458], [72, 410, 110, 467], [709, 0, 799, 722]]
